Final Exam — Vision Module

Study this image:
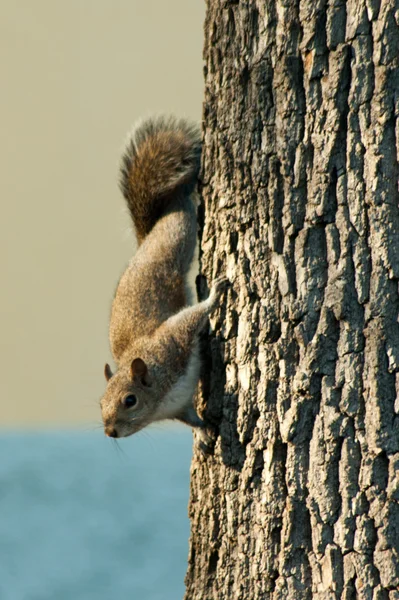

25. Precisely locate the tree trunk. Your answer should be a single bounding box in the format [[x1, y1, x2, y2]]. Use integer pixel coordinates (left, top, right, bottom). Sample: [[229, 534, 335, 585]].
[[185, 1, 399, 599]]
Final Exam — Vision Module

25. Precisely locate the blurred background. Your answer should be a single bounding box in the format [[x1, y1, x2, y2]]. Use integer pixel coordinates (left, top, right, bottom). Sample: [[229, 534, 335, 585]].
[[0, 1, 205, 598]]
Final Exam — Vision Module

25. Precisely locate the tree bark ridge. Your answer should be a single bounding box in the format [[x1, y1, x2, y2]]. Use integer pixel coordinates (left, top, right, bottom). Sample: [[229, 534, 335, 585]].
[[185, 1, 399, 598]]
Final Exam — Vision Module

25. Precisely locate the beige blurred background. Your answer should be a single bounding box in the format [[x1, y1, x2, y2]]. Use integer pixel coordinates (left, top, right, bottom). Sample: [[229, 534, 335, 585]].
[[0, 1, 205, 428]]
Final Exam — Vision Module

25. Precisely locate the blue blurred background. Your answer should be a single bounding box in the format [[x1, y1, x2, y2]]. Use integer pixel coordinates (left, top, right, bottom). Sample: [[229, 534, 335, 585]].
[[0, 429, 193, 600]]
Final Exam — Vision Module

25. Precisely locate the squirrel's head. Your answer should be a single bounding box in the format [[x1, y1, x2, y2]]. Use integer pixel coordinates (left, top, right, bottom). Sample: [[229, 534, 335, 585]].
[[100, 358, 155, 438]]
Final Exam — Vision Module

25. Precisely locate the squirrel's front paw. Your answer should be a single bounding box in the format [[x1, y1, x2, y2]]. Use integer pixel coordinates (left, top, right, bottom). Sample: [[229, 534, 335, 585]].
[[195, 424, 216, 456], [209, 276, 228, 307]]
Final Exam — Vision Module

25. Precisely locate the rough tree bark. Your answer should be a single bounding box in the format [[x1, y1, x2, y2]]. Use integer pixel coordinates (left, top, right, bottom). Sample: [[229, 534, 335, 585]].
[[185, 1, 399, 599]]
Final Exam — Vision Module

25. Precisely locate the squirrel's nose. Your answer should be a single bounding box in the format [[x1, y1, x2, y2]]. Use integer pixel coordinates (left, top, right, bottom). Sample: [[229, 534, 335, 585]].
[[105, 427, 118, 438]]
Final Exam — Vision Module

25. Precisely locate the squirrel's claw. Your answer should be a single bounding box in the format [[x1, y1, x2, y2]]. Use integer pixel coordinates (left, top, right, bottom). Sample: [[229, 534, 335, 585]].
[[196, 424, 216, 456], [208, 276, 229, 308]]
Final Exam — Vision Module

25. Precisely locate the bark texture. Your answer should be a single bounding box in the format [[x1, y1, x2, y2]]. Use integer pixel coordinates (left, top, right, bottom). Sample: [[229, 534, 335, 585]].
[[185, 1, 399, 599]]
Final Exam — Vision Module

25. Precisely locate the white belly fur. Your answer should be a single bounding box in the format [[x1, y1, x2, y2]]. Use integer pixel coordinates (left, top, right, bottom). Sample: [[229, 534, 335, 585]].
[[154, 342, 200, 421]]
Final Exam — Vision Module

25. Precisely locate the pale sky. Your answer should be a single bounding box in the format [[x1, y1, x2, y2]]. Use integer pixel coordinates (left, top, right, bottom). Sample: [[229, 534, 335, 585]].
[[0, 1, 205, 427]]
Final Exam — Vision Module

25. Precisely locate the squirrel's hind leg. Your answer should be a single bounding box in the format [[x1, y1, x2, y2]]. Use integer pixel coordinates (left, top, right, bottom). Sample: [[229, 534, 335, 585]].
[[163, 276, 228, 342]]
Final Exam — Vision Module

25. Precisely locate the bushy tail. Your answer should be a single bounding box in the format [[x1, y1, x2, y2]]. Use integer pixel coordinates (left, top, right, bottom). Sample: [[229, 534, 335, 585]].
[[120, 116, 201, 243]]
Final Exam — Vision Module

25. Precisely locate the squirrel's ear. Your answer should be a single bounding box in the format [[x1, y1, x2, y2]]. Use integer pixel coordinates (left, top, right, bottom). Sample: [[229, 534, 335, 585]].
[[104, 363, 113, 381], [131, 358, 151, 386]]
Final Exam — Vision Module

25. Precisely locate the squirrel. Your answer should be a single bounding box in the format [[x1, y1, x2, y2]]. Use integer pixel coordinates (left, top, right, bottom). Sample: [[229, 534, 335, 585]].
[[100, 116, 226, 442]]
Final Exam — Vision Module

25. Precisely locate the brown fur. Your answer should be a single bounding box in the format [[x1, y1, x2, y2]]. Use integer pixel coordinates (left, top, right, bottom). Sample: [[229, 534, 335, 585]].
[[120, 116, 201, 244], [100, 116, 226, 442]]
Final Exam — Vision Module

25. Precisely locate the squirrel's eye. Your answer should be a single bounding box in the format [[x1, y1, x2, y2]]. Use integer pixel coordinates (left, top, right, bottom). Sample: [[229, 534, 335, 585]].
[[122, 394, 137, 408]]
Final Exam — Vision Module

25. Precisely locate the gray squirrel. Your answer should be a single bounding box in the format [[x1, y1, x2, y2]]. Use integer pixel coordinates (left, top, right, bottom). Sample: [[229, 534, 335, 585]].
[[100, 116, 226, 440]]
